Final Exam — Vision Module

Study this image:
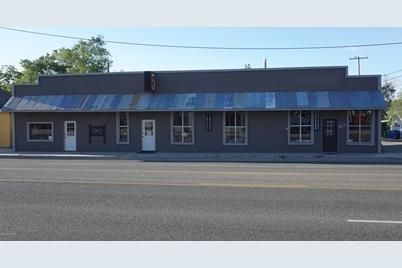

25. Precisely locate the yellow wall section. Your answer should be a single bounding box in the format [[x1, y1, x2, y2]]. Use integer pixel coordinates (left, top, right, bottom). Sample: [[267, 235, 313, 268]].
[[0, 112, 11, 148]]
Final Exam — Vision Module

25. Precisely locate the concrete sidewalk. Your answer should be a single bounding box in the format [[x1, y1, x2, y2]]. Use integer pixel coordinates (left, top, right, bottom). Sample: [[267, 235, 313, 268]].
[[0, 150, 401, 163]]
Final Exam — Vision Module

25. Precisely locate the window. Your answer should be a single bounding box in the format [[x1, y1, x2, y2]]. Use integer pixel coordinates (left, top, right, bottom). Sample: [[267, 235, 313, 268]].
[[116, 112, 129, 144], [347, 110, 373, 144], [27, 122, 54, 142], [224, 111, 247, 145], [288, 110, 313, 144], [172, 112, 194, 144]]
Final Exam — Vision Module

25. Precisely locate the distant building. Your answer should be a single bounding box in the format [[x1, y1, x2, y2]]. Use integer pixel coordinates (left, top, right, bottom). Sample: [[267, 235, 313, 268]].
[[2, 66, 387, 153], [0, 89, 11, 148], [390, 113, 402, 134]]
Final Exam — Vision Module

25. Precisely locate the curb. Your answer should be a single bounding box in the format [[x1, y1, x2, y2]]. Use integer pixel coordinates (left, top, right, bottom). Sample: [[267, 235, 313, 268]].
[[0, 154, 117, 160], [0, 153, 401, 164]]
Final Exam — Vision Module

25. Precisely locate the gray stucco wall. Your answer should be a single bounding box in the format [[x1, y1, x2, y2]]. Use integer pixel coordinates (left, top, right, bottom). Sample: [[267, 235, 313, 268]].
[[14, 110, 379, 153]]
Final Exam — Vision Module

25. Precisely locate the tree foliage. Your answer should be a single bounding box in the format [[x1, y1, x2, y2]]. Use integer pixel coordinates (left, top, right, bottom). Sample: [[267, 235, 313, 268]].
[[0, 65, 21, 92], [18, 52, 67, 84], [397, 89, 402, 100], [57, 36, 111, 73], [381, 81, 397, 106], [385, 98, 402, 129], [0, 36, 112, 92]]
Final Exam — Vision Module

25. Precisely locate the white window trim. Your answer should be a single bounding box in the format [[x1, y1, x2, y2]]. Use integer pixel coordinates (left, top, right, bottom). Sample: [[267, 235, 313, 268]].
[[116, 112, 129, 144], [346, 110, 374, 146], [171, 112, 195, 145], [223, 111, 248, 146], [288, 110, 314, 145], [27, 122, 54, 143]]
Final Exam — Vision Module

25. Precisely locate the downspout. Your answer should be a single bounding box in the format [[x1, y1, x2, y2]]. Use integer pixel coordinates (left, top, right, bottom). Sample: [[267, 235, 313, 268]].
[[10, 85, 16, 152], [11, 112, 15, 152], [377, 110, 381, 154], [377, 74, 382, 154]]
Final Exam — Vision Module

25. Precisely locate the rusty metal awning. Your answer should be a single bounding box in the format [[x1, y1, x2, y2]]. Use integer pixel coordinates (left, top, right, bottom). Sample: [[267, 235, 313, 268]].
[[1, 90, 387, 112]]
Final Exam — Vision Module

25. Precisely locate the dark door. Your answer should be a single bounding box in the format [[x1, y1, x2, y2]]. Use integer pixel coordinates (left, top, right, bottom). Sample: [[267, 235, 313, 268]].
[[322, 119, 338, 153]]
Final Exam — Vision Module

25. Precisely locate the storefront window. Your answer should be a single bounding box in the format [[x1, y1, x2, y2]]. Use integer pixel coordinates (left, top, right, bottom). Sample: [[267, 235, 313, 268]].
[[172, 112, 194, 144], [288, 111, 313, 144], [117, 112, 129, 144], [347, 110, 372, 144], [224, 112, 247, 145], [27, 122, 54, 142]]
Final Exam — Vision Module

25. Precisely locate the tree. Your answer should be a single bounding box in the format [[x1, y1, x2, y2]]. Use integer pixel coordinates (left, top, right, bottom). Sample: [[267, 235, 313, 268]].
[[381, 81, 396, 106], [383, 83, 401, 123], [0, 65, 21, 92], [397, 89, 402, 100], [0, 35, 112, 91], [387, 98, 402, 122], [57, 36, 112, 73], [18, 52, 67, 84]]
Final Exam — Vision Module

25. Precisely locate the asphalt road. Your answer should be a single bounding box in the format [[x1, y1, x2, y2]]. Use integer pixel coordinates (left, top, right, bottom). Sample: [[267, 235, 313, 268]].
[[0, 159, 401, 240]]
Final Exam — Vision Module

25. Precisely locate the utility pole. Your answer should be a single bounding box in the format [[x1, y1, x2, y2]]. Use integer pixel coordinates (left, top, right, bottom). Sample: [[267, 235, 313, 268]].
[[349, 56, 368, 75]]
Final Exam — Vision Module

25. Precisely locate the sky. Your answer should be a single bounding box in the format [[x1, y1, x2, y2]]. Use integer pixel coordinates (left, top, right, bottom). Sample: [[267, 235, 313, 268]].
[[1, 27, 402, 89]]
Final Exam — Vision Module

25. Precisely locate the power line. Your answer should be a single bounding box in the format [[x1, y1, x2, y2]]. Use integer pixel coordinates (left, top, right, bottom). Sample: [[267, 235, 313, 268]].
[[384, 68, 402, 76], [2, 26, 402, 51], [390, 74, 402, 80], [389, 81, 402, 85], [385, 73, 402, 82]]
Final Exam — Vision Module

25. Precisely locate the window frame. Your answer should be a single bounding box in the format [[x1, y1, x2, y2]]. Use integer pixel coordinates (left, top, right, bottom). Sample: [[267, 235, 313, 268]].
[[223, 111, 248, 146], [346, 110, 374, 146], [116, 112, 129, 144], [288, 110, 314, 145], [170, 111, 195, 145], [27, 122, 54, 143]]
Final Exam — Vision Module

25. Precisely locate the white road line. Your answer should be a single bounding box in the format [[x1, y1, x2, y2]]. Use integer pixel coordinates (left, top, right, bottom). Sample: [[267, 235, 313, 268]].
[[0, 178, 402, 191], [347, 219, 402, 224]]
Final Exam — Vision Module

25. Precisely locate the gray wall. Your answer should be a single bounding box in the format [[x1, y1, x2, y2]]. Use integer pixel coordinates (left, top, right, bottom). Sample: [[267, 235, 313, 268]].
[[14, 110, 379, 153], [13, 67, 380, 96], [0, 88, 10, 108]]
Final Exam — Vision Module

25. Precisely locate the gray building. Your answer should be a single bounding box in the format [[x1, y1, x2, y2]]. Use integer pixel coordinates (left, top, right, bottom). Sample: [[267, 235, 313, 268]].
[[0, 88, 10, 107], [1, 66, 386, 153]]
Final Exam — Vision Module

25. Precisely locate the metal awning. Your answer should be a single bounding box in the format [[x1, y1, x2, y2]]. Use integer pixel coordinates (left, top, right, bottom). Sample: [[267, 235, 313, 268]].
[[1, 90, 386, 112]]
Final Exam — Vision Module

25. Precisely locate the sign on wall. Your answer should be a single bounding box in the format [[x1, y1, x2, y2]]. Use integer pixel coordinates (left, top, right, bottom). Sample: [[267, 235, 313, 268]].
[[144, 71, 157, 92], [89, 124, 106, 144]]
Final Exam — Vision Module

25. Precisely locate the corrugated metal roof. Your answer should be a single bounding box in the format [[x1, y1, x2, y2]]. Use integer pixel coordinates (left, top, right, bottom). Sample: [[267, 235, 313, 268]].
[[1, 90, 387, 112]]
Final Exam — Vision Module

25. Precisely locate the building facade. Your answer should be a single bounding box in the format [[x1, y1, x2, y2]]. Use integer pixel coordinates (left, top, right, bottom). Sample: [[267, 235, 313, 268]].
[[0, 89, 11, 148], [1, 66, 386, 153]]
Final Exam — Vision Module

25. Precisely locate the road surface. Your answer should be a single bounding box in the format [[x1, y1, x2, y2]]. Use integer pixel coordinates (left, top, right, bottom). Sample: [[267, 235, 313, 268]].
[[0, 159, 401, 240]]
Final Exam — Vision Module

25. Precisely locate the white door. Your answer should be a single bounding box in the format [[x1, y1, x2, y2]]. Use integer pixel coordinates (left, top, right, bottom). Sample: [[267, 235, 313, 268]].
[[142, 120, 155, 151], [64, 121, 77, 152]]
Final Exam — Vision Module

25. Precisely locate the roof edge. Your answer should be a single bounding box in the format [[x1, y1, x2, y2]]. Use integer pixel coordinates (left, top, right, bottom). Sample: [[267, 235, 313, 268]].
[[35, 65, 351, 78]]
